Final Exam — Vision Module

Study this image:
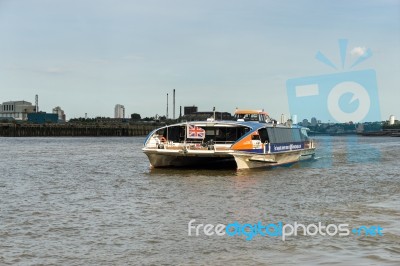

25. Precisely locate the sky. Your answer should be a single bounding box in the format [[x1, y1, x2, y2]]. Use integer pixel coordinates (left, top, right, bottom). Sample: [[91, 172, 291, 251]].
[[0, 0, 399, 121]]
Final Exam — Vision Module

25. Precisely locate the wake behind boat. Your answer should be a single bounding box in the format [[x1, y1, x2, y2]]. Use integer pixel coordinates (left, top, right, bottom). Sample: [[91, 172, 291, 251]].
[[142, 109, 315, 169]]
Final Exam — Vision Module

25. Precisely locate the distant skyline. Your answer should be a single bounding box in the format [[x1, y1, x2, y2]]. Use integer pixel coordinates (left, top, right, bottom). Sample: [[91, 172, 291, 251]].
[[0, 0, 399, 121]]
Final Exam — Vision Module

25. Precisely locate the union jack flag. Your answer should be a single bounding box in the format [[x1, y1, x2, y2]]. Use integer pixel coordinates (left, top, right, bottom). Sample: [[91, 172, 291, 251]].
[[187, 124, 205, 139]]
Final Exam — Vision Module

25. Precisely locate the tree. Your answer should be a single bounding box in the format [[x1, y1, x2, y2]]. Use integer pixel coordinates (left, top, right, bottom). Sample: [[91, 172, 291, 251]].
[[131, 113, 141, 120]]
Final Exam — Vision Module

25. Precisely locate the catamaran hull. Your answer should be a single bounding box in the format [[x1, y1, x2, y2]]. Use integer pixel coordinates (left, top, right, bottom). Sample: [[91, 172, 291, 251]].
[[300, 148, 316, 160], [233, 148, 315, 169], [143, 150, 235, 168]]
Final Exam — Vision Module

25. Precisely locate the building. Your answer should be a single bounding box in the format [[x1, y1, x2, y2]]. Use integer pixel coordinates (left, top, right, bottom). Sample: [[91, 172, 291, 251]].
[[184, 106, 198, 116], [114, 104, 125, 119], [389, 115, 395, 125], [0, 100, 36, 120], [280, 114, 286, 124], [52, 106, 66, 122], [356, 123, 364, 133], [302, 119, 310, 127], [291, 115, 298, 125], [28, 112, 58, 124], [311, 117, 318, 126]]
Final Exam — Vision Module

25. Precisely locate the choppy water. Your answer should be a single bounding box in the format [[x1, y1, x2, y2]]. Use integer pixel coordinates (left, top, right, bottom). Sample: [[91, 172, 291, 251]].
[[0, 136, 399, 265]]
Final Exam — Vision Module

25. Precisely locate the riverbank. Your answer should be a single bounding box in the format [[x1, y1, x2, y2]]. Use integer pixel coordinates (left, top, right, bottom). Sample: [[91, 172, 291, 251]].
[[309, 130, 400, 137], [361, 129, 400, 137], [0, 123, 158, 137]]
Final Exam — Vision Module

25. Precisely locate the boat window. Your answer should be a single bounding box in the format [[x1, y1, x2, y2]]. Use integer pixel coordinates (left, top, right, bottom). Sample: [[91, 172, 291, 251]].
[[162, 126, 183, 142], [206, 129, 218, 135], [234, 114, 259, 121], [235, 114, 245, 120], [201, 126, 250, 143], [266, 128, 302, 143], [247, 114, 259, 121], [300, 128, 309, 141], [258, 128, 269, 143]]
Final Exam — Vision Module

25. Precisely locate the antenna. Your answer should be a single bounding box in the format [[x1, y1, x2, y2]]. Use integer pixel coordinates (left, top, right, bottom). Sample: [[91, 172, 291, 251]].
[[166, 93, 169, 119], [35, 94, 39, 112]]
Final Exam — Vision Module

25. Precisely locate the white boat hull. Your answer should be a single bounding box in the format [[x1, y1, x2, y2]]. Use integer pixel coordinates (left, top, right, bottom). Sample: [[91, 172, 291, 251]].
[[143, 148, 235, 168], [232, 148, 315, 169]]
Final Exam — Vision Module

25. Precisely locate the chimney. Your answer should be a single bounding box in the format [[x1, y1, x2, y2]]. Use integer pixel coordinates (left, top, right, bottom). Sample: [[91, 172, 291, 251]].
[[173, 89, 176, 119]]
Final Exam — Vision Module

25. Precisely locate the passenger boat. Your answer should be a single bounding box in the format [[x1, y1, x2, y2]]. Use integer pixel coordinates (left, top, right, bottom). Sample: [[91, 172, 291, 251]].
[[142, 109, 315, 169]]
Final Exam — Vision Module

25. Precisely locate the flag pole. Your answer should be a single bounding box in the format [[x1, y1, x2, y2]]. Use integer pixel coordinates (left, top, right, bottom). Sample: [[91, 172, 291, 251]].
[[213, 107, 216, 120], [184, 122, 188, 146]]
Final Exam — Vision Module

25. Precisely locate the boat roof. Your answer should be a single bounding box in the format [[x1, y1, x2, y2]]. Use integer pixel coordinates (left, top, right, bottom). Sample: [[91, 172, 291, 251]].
[[234, 109, 269, 115]]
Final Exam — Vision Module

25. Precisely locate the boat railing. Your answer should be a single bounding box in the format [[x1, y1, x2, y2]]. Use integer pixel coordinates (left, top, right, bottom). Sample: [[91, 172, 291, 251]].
[[213, 140, 236, 144], [304, 140, 315, 149], [148, 139, 234, 151], [177, 140, 235, 145]]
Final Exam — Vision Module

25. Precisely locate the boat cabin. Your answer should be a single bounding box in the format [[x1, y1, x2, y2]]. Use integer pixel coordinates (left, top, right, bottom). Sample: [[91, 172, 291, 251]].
[[233, 109, 271, 123]]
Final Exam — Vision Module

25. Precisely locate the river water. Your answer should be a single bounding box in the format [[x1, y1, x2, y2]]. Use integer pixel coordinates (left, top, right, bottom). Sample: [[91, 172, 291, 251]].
[[0, 136, 399, 265]]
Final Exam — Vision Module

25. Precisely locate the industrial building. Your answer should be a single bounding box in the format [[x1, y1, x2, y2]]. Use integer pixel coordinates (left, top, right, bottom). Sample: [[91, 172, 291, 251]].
[[53, 106, 66, 122], [0, 100, 36, 120], [182, 111, 232, 121], [27, 112, 58, 124], [184, 106, 198, 116], [114, 104, 125, 119]]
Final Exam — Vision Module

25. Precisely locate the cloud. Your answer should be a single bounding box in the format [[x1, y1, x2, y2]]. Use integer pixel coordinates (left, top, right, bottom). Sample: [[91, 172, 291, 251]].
[[45, 67, 65, 74], [122, 55, 144, 61], [350, 47, 367, 57], [3, 65, 68, 75], [90, 59, 111, 64]]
